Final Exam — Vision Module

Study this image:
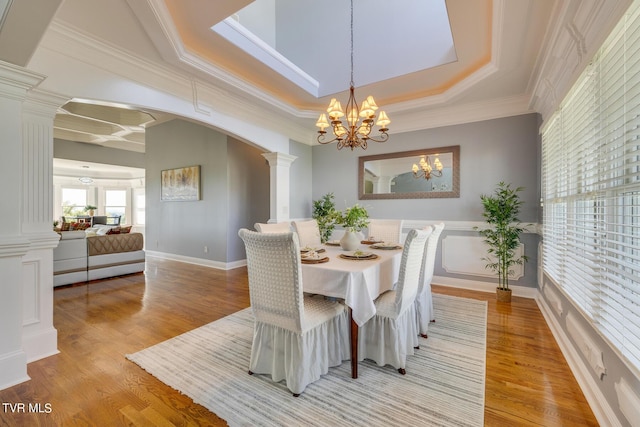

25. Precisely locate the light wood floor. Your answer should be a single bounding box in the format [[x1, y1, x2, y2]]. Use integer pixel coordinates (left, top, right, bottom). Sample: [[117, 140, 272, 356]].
[[0, 257, 598, 426]]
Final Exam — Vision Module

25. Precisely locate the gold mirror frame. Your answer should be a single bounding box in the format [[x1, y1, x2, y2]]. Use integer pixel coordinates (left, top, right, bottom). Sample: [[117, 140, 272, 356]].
[[358, 145, 460, 199]]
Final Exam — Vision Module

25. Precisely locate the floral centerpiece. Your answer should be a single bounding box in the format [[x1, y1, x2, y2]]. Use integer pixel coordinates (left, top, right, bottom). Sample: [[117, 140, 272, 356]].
[[336, 204, 369, 231], [335, 204, 369, 250]]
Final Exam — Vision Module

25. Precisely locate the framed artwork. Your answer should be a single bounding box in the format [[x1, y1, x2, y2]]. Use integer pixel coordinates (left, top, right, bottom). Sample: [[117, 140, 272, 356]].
[[161, 165, 201, 201]]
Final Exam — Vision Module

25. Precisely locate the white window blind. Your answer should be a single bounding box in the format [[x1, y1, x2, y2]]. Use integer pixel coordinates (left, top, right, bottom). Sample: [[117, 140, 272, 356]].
[[541, 2, 640, 372]]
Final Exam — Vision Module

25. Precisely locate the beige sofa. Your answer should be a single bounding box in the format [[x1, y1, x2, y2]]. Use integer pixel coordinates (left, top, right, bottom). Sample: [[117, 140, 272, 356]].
[[53, 230, 145, 287]]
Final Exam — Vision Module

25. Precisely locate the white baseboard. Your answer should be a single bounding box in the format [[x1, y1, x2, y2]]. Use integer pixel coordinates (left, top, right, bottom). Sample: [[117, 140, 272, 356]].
[[432, 275, 538, 299], [536, 295, 622, 427], [0, 350, 30, 391], [146, 251, 246, 270], [23, 328, 59, 363]]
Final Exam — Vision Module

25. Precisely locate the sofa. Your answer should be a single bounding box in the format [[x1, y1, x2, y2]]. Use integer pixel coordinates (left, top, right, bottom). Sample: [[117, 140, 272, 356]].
[[53, 228, 145, 287]]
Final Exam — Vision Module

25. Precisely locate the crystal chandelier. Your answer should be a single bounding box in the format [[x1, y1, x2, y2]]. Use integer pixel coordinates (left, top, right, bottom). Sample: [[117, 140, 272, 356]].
[[412, 155, 443, 180], [315, 0, 390, 150]]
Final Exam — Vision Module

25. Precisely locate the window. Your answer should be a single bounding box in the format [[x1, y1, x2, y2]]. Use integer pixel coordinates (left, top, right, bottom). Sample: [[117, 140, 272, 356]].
[[105, 189, 127, 224], [61, 188, 87, 217], [541, 3, 640, 372]]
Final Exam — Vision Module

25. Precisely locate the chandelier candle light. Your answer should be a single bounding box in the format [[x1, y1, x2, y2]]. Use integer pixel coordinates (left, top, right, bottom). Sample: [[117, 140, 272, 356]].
[[315, 0, 390, 150], [413, 155, 443, 180]]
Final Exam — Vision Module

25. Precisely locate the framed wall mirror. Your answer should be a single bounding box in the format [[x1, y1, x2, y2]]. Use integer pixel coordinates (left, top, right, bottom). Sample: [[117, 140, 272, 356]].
[[359, 145, 460, 199]]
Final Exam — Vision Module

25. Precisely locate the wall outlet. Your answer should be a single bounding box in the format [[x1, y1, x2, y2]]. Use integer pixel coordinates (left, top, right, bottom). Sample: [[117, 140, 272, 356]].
[[204, 246, 208, 253]]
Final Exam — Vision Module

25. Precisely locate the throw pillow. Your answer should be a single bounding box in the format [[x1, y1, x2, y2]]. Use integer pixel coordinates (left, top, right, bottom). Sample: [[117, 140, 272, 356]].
[[106, 227, 121, 235], [120, 225, 132, 234]]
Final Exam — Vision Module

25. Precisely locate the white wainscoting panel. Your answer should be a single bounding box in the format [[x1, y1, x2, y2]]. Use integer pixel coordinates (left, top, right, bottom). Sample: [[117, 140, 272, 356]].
[[441, 235, 524, 279], [566, 312, 606, 380], [615, 377, 640, 426], [543, 282, 564, 316]]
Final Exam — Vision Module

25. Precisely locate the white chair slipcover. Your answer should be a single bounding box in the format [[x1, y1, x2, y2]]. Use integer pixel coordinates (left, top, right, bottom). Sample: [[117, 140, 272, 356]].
[[367, 219, 404, 244], [357, 227, 432, 374], [254, 222, 291, 233], [416, 223, 445, 337], [238, 228, 350, 395], [292, 219, 322, 248]]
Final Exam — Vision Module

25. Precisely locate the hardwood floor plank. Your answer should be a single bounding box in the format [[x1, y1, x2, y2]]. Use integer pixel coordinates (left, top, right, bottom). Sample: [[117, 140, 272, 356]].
[[0, 259, 597, 426]]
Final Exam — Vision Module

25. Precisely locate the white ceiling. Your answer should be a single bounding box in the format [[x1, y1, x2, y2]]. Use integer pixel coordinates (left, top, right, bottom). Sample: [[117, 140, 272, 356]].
[[32, 0, 601, 178], [217, 0, 457, 98]]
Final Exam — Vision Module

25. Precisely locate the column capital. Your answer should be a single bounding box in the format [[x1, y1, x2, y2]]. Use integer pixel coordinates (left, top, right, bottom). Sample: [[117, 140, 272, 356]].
[[0, 61, 46, 101], [23, 89, 69, 118], [261, 152, 297, 167]]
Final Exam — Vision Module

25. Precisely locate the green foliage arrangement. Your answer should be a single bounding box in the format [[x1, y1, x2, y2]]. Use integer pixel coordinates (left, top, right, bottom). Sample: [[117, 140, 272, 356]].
[[312, 193, 338, 243], [476, 182, 528, 290], [336, 204, 370, 232], [84, 205, 97, 211]]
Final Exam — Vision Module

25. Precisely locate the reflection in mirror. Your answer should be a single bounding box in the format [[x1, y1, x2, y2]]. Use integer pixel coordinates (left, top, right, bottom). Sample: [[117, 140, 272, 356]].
[[359, 146, 460, 199]]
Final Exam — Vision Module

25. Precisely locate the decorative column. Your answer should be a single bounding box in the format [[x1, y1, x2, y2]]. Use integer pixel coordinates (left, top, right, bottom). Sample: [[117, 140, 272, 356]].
[[0, 61, 44, 390], [261, 152, 297, 223], [20, 89, 67, 363]]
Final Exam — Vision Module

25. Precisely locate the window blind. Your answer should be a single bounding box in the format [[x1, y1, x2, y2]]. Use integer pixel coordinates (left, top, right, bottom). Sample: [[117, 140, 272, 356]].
[[541, 1, 640, 373]]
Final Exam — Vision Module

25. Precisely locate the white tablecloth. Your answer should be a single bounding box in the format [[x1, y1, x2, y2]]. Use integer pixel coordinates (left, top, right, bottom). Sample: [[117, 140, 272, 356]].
[[301, 244, 402, 326]]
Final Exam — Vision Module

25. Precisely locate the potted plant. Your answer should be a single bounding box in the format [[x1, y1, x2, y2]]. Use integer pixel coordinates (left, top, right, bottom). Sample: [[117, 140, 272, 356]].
[[84, 205, 97, 216], [335, 204, 369, 250], [476, 182, 528, 302], [312, 192, 338, 243]]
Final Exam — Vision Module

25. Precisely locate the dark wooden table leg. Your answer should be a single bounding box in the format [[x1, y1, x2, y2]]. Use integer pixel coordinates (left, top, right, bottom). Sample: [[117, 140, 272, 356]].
[[350, 309, 358, 379]]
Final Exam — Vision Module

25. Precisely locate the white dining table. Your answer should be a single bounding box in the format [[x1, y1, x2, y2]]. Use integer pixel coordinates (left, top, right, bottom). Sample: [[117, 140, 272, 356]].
[[301, 242, 403, 378]]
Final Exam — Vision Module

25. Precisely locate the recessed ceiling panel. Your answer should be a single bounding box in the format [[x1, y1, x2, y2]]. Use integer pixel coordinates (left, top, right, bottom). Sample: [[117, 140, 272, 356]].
[[214, 0, 456, 98]]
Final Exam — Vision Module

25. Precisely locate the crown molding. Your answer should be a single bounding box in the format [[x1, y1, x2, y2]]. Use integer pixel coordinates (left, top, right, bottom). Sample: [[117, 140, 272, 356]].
[[530, 0, 632, 123], [143, 0, 304, 118], [42, 21, 312, 146], [390, 94, 534, 135], [0, 60, 45, 100]]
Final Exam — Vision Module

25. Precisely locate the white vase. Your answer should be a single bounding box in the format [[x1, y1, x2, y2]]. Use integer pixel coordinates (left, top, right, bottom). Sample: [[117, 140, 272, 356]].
[[340, 230, 360, 251]]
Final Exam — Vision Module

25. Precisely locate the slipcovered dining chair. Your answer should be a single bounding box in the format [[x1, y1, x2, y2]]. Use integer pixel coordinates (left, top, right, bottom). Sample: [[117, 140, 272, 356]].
[[358, 227, 431, 374], [416, 222, 445, 338], [238, 228, 350, 396], [367, 219, 404, 244], [292, 219, 322, 248], [254, 222, 291, 233]]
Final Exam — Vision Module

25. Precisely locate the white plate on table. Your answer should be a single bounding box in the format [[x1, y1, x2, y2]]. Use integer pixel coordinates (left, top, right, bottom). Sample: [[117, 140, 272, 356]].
[[301, 247, 325, 253], [370, 243, 402, 250], [339, 251, 378, 260]]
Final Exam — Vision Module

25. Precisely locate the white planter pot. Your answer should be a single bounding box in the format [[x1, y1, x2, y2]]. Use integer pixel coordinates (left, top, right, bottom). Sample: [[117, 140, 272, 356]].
[[340, 230, 360, 251]]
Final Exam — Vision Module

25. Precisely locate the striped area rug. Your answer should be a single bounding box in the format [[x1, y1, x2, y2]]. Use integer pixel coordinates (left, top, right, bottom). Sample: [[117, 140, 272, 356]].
[[127, 294, 487, 426]]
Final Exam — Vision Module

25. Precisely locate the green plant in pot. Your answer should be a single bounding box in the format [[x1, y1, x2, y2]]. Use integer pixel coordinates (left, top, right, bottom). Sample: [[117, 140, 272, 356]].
[[335, 204, 369, 251], [476, 182, 528, 302], [312, 192, 338, 243]]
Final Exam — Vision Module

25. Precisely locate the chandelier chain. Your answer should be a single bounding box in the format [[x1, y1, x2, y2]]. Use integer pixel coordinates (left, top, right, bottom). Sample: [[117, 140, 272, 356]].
[[350, 0, 354, 87], [315, 0, 390, 150]]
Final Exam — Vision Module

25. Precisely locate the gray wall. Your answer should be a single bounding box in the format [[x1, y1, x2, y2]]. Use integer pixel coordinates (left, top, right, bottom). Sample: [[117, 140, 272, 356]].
[[289, 139, 313, 219], [540, 274, 639, 427], [226, 137, 270, 261], [313, 113, 541, 289], [312, 113, 540, 222], [146, 119, 269, 263]]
